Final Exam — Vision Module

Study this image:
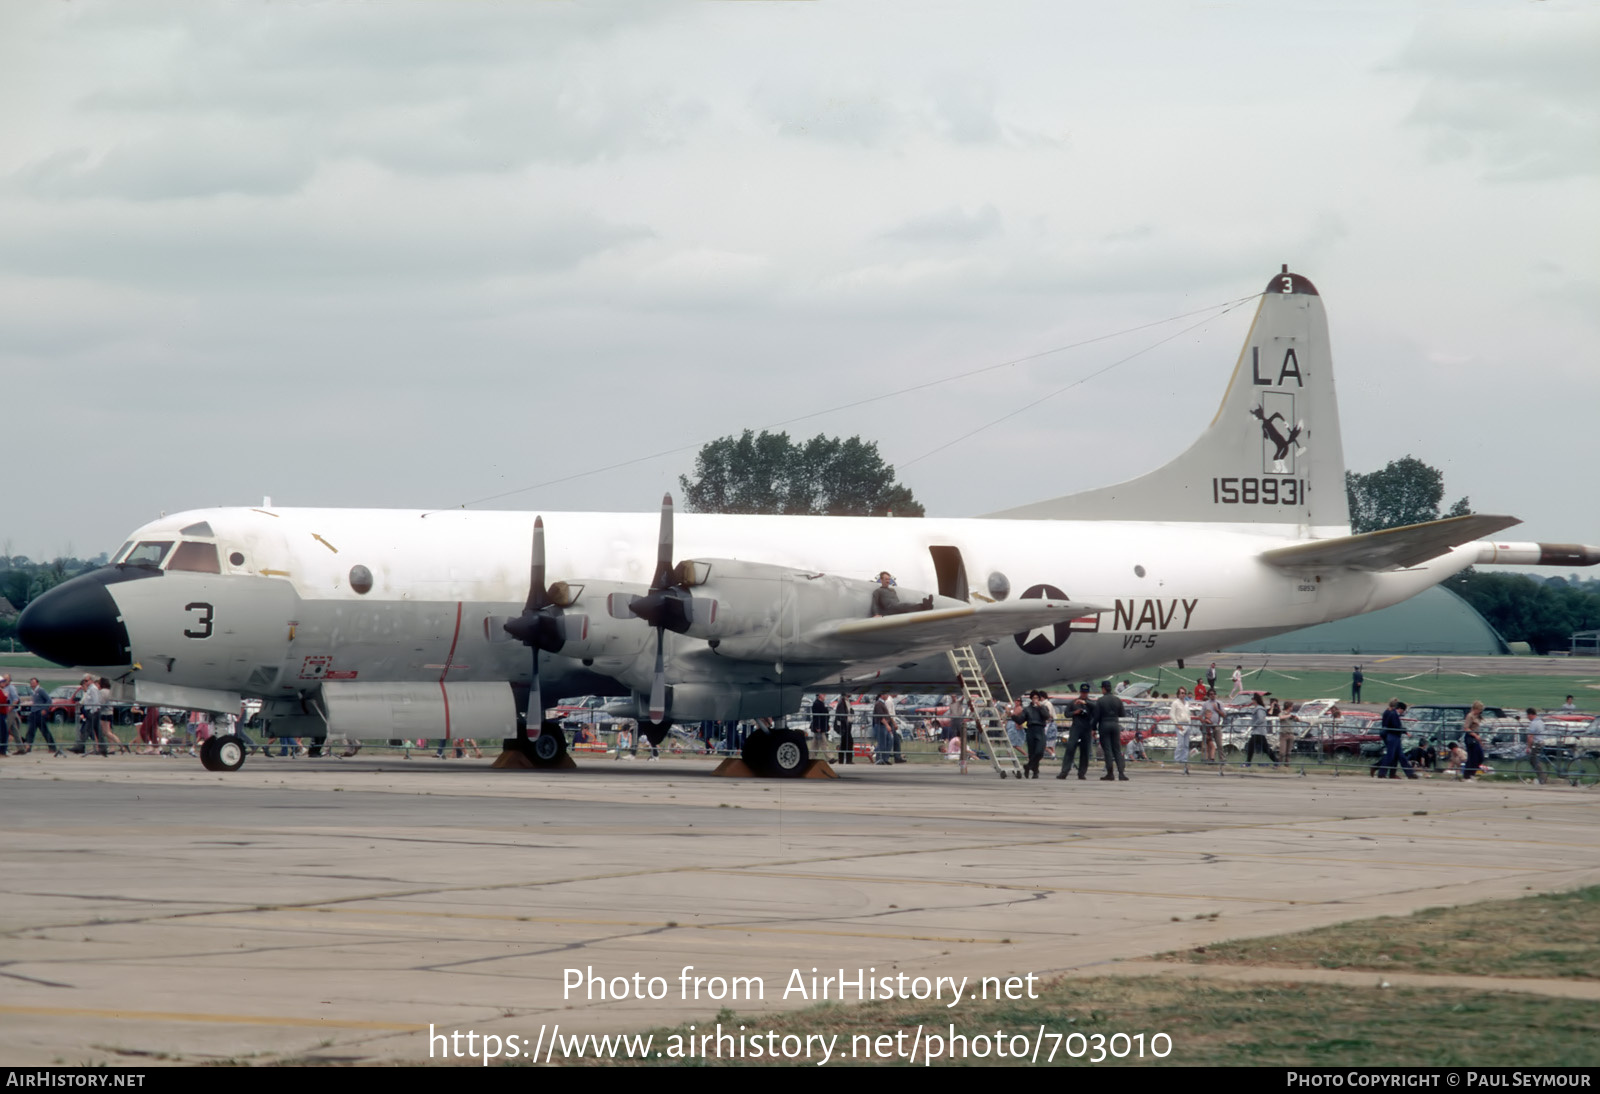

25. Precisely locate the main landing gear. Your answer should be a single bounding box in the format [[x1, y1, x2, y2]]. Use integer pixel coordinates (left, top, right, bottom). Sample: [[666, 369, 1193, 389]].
[[199, 735, 246, 772], [495, 719, 573, 770], [728, 727, 828, 779]]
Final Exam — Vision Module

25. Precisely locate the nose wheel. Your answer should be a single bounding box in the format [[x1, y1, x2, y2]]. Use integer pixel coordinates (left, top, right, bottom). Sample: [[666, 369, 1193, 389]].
[[200, 734, 246, 772]]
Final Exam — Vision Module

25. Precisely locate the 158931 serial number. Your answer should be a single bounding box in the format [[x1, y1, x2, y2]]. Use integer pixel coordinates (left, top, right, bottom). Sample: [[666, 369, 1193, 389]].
[[1212, 477, 1305, 505]]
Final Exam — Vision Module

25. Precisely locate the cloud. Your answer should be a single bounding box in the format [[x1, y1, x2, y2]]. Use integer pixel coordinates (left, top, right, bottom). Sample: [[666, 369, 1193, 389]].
[[35, 1, 708, 184], [879, 204, 1003, 246], [928, 73, 1001, 144], [1393, 8, 1600, 180], [15, 132, 317, 202], [0, 168, 651, 293], [753, 78, 904, 147]]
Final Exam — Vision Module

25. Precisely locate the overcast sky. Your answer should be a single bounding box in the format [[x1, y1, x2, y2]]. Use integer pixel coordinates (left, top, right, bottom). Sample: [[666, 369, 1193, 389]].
[[4, 1, 1595, 564]]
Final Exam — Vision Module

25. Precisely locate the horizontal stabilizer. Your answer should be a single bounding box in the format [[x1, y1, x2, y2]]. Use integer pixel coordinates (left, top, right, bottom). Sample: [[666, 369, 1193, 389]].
[[1259, 514, 1521, 572], [803, 599, 1107, 658]]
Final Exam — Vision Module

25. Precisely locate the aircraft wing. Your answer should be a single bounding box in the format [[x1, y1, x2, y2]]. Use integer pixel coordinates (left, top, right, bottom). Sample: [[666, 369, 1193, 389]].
[[1258, 514, 1522, 572], [800, 599, 1107, 659]]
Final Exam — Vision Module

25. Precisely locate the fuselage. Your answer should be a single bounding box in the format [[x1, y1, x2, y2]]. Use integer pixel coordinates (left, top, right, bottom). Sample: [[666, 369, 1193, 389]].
[[22, 504, 1472, 716]]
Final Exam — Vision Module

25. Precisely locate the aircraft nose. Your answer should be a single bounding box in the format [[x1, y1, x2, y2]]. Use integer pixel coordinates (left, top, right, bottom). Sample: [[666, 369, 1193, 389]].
[[16, 570, 135, 667]]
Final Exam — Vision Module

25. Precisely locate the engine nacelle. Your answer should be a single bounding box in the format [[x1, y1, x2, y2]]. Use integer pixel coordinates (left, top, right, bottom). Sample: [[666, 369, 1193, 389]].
[[676, 558, 935, 663]]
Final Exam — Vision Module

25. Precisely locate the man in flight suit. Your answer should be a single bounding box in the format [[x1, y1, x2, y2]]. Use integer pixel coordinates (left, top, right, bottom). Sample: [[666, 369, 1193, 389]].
[[1021, 690, 1054, 779], [1096, 680, 1129, 781], [1055, 683, 1096, 780]]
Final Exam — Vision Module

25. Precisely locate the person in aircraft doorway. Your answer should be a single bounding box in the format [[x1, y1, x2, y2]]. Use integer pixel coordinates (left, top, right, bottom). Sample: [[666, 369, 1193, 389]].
[[870, 572, 934, 616]]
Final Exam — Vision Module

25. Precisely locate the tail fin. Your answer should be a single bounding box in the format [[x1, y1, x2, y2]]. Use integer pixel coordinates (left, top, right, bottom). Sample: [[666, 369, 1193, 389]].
[[990, 267, 1349, 532]]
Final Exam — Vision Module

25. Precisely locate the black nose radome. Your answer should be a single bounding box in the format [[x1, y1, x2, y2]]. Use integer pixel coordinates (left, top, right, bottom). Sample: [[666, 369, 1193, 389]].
[[16, 568, 148, 667]]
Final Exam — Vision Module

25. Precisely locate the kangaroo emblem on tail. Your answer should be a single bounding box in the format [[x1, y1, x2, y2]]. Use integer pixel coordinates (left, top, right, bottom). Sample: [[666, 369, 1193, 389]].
[[1251, 403, 1304, 472]]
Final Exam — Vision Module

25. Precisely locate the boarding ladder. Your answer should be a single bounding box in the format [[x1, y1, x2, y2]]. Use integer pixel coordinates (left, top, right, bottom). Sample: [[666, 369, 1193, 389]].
[[946, 644, 1025, 779]]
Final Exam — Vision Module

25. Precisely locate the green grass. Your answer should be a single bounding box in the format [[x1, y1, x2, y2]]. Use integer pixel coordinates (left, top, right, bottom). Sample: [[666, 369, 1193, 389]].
[[602, 887, 1600, 1067], [619, 978, 1599, 1067], [1104, 664, 1600, 713], [1167, 886, 1600, 981]]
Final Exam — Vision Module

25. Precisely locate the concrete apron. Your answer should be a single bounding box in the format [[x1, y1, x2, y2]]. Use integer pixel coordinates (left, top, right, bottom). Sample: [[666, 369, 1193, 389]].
[[1, 754, 1595, 1065]]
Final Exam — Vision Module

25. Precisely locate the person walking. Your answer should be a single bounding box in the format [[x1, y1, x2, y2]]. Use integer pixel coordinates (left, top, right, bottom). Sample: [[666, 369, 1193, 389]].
[[74, 675, 107, 755], [1021, 690, 1054, 779], [1376, 699, 1417, 779], [24, 678, 61, 755], [1525, 707, 1550, 785], [1243, 693, 1278, 767]]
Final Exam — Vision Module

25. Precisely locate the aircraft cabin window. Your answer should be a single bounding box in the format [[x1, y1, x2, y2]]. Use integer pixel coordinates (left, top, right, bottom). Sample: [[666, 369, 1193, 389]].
[[167, 541, 222, 574], [349, 565, 373, 594], [180, 521, 215, 537], [229, 551, 246, 567], [125, 541, 173, 568]]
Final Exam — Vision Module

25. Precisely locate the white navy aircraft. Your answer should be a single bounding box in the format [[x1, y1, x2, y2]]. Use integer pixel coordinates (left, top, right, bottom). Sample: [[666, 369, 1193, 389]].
[[18, 267, 1598, 775]]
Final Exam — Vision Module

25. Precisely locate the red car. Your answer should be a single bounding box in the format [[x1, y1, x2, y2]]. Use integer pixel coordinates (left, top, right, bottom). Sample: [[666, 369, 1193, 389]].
[[45, 686, 139, 726]]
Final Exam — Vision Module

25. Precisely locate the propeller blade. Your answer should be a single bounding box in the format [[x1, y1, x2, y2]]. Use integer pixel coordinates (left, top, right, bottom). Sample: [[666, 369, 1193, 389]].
[[648, 629, 666, 723], [651, 493, 674, 590], [527, 516, 548, 611], [527, 651, 543, 736]]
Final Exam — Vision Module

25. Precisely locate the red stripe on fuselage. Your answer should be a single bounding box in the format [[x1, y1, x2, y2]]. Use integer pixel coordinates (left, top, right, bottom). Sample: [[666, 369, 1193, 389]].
[[438, 602, 463, 736]]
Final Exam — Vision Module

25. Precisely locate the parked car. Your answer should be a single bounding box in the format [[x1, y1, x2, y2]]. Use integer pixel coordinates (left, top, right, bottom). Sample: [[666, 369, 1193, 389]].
[[1401, 705, 1507, 735], [551, 695, 620, 725], [1292, 713, 1382, 757], [46, 685, 141, 725]]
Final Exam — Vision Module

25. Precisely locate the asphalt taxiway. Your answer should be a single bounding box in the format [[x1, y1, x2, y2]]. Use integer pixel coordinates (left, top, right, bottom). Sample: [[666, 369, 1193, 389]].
[[2, 752, 1597, 1065]]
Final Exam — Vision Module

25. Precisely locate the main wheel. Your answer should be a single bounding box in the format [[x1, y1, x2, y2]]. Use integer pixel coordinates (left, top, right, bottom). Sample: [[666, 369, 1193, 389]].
[[211, 734, 246, 771], [199, 737, 223, 771], [767, 729, 809, 778], [742, 730, 774, 773], [529, 722, 568, 766]]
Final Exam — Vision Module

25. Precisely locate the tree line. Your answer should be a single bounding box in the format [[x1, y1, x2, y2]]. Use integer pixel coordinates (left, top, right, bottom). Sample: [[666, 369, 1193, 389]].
[[1347, 455, 1599, 653]]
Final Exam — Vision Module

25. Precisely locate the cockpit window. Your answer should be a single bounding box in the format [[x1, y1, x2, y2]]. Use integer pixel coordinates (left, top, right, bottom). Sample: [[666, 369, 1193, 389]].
[[124, 541, 173, 567], [180, 521, 215, 537], [111, 542, 133, 564], [168, 541, 221, 574]]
